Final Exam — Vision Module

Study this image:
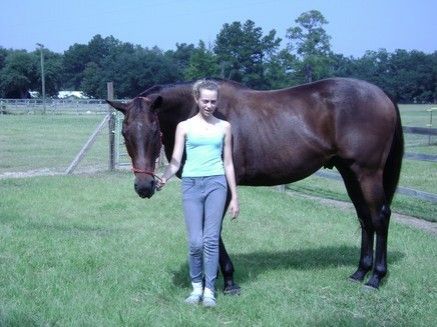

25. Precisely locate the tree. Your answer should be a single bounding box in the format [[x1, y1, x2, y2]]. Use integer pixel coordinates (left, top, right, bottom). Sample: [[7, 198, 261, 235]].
[[34, 48, 63, 97], [62, 43, 90, 90], [0, 47, 8, 71], [184, 41, 220, 80], [388, 50, 436, 103], [214, 20, 281, 88], [285, 10, 332, 83], [264, 49, 299, 88], [166, 43, 196, 74], [0, 50, 37, 98]]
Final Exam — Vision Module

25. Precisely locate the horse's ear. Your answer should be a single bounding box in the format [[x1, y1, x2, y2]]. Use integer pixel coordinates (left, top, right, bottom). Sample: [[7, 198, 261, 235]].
[[106, 100, 128, 114]]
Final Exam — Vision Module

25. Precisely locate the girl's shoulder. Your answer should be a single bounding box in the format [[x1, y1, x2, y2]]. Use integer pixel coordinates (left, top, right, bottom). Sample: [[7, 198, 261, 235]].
[[180, 117, 196, 130], [219, 119, 230, 128], [176, 119, 190, 134], [217, 119, 231, 132]]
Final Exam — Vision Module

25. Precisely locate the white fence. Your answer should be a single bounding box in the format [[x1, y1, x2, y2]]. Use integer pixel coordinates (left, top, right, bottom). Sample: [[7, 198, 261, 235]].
[[0, 98, 108, 115]]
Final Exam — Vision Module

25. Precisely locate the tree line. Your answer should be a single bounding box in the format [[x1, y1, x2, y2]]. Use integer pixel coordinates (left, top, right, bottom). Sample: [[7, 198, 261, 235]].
[[0, 10, 435, 103]]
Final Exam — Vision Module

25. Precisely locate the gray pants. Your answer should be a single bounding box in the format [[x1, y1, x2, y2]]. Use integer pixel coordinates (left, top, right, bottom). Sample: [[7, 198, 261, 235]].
[[181, 175, 227, 290]]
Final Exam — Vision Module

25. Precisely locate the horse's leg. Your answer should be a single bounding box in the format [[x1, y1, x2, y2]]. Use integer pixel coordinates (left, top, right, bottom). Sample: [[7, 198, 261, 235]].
[[219, 237, 240, 294], [337, 163, 374, 282], [218, 192, 241, 295], [356, 170, 391, 289]]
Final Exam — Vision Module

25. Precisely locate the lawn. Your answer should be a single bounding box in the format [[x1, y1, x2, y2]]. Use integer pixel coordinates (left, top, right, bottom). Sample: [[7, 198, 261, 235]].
[[0, 173, 435, 326], [0, 114, 108, 173]]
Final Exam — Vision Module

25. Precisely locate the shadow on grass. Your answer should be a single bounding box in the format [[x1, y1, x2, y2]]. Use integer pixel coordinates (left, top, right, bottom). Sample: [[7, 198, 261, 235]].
[[171, 245, 404, 288]]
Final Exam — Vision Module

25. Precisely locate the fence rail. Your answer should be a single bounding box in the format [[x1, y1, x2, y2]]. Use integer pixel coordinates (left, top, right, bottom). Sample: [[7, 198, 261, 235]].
[[0, 98, 108, 115], [403, 126, 437, 136], [315, 170, 437, 203]]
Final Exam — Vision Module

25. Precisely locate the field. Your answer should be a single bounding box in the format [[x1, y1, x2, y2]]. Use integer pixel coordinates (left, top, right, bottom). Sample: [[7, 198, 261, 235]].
[[0, 104, 436, 325], [0, 114, 108, 174], [0, 174, 436, 326]]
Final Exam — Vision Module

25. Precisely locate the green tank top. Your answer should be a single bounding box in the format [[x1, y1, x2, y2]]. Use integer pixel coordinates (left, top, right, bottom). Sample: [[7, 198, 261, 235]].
[[182, 128, 225, 177]]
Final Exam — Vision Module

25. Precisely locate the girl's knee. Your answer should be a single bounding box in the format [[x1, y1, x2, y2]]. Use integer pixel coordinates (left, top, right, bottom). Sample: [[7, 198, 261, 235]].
[[189, 241, 203, 255]]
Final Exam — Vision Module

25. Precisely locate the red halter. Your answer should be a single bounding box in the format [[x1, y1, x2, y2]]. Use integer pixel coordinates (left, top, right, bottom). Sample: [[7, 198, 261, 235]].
[[130, 167, 162, 181]]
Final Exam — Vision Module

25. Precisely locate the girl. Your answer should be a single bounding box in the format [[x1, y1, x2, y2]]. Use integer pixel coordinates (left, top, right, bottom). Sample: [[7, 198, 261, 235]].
[[157, 79, 239, 307]]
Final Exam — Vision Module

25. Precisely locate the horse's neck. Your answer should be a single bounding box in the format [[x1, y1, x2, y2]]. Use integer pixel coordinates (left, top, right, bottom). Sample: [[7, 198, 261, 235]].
[[159, 88, 194, 159]]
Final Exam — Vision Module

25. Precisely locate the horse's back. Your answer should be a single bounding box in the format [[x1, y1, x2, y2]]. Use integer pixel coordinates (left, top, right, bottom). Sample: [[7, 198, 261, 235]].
[[219, 78, 398, 185]]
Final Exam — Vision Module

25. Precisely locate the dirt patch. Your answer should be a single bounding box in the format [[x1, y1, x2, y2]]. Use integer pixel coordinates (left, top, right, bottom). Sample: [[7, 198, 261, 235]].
[[0, 168, 63, 179], [0, 167, 108, 179]]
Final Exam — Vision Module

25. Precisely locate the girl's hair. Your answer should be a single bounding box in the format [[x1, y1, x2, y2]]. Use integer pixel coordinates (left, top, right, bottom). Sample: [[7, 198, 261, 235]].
[[192, 79, 219, 100]]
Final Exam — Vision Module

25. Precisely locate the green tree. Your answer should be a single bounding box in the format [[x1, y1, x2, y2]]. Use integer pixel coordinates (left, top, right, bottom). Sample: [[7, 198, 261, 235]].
[[34, 48, 63, 97], [264, 49, 299, 88], [388, 50, 436, 103], [184, 41, 220, 80], [167, 43, 196, 74], [327, 53, 355, 77], [214, 20, 281, 88], [62, 43, 90, 90], [0, 47, 8, 71], [98, 46, 182, 98], [285, 10, 332, 83], [0, 50, 37, 98]]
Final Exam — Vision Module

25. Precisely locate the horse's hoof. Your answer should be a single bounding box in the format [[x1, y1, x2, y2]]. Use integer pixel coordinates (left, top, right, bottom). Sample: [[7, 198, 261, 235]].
[[362, 284, 379, 291], [223, 283, 241, 295], [348, 276, 363, 284], [349, 270, 368, 283]]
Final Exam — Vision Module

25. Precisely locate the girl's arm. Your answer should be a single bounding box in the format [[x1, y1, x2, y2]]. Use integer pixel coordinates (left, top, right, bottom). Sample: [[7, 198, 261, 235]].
[[156, 122, 185, 190], [223, 122, 240, 219]]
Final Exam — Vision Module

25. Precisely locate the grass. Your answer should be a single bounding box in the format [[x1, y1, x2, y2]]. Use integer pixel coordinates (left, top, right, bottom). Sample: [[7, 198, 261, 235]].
[[288, 158, 437, 222], [0, 114, 108, 173], [398, 104, 436, 127], [0, 173, 436, 326]]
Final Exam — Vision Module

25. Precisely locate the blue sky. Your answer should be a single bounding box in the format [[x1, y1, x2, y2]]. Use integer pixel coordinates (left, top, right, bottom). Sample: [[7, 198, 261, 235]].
[[1, 0, 436, 57]]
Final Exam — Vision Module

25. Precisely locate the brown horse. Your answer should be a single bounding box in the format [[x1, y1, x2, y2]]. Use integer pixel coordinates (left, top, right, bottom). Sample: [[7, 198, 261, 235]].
[[107, 77, 404, 292]]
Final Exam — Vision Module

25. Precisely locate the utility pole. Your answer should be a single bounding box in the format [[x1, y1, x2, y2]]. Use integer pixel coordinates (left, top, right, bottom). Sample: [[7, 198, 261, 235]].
[[36, 43, 46, 114]]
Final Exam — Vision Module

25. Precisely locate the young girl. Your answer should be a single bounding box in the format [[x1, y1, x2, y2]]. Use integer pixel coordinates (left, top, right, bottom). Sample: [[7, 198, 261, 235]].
[[157, 79, 239, 307]]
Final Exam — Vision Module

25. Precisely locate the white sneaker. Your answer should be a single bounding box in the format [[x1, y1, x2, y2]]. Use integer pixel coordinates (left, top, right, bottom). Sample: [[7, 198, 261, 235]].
[[185, 291, 202, 305], [202, 288, 216, 308]]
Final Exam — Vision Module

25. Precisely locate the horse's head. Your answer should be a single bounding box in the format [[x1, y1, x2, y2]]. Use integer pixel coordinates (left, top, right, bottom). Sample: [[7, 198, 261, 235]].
[[107, 96, 163, 199]]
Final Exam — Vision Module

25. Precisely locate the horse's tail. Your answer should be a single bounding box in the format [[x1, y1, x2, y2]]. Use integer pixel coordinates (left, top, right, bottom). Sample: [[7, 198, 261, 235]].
[[383, 99, 404, 205]]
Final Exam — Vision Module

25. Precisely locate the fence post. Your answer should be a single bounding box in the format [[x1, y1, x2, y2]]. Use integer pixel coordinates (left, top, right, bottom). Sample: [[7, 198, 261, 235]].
[[107, 82, 115, 171]]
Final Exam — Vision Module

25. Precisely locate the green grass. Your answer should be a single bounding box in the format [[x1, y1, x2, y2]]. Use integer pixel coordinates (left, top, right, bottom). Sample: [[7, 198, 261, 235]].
[[0, 115, 108, 173], [288, 176, 437, 223], [0, 173, 436, 326], [288, 159, 437, 222], [398, 104, 436, 127], [399, 104, 437, 155]]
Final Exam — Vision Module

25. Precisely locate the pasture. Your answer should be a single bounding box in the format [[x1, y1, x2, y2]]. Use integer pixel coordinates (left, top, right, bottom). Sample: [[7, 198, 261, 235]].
[[0, 103, 436, 325], [0, 173, 436, 326]]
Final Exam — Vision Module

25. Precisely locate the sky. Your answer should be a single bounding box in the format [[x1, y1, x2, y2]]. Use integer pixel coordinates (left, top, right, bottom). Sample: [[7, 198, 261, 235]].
[[1, 0, 436, 58]]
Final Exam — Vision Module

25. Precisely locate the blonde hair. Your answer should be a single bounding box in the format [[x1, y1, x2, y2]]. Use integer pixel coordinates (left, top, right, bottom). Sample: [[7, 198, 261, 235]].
[[192, 79, 219, 100]]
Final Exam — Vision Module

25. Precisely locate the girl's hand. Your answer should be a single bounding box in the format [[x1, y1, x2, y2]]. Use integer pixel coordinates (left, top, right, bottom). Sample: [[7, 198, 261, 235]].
[[228, 198, 240, 220], [156, 177, 166, 191]]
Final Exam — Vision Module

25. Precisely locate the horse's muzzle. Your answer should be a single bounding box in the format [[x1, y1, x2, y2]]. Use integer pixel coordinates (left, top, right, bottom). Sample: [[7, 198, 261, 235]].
[[134, 178, 156, 199]]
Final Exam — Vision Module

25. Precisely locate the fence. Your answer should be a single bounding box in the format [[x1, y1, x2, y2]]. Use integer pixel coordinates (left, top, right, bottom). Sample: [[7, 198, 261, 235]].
[[0, 98, 108, 115]]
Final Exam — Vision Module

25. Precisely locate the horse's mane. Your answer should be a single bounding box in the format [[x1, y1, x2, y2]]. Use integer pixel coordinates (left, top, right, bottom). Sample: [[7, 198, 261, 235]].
[[137, 78, 250, 98]]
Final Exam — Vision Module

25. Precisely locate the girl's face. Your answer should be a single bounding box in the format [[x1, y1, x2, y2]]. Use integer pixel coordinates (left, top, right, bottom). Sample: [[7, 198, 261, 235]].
[[195, 88, 218, 118]]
